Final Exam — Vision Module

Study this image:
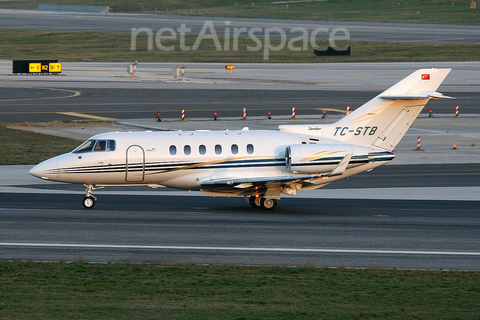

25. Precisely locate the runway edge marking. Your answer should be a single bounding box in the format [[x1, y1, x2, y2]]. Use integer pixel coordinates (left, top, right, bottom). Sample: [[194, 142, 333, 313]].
[[1, 243, 479, 256]]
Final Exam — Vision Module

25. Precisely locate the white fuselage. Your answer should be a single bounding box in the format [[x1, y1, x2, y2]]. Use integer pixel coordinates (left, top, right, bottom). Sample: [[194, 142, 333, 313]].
[[30, 129, 392, 195]]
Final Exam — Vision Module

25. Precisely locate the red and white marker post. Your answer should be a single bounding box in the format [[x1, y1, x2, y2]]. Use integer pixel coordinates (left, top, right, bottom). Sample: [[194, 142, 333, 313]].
[[242, 108, 248, 120], [455, 105, 460, 117], [346, 105, 350, 115], [181, 108, 186, 121], [291, 107, 296, 119]]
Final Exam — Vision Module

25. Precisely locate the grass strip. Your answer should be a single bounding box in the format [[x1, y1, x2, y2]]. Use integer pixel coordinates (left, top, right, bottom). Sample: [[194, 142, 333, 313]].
[[0, 261, 479, 319], [0, 0, 478, 25], [0, 123, 82, 165], [151, 0, 480, 25], [1, 29, 479, 63]]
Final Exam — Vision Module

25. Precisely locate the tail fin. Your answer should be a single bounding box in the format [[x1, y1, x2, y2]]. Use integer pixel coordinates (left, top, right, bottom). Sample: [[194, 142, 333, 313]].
[[280, 68, 453, 151]]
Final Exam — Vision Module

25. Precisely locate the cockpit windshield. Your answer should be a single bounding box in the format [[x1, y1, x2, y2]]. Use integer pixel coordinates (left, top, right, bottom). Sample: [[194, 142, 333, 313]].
[[73, 140, 95, 153], [73, 139, 116, 153]]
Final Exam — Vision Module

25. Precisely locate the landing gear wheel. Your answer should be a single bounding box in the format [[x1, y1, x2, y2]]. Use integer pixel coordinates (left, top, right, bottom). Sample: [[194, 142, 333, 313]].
[[249, 195, 261, 208], [261, 198, 277, 210], [83, 196, 95, 209]]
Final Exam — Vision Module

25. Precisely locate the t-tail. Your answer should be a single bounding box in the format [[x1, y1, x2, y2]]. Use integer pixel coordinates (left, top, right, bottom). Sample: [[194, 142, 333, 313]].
[[280, 68, 453, 151]]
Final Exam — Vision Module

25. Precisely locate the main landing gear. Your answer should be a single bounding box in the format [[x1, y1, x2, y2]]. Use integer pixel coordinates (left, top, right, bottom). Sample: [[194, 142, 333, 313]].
[[248, 195, 277, 210], [83, 184, 99, 209]]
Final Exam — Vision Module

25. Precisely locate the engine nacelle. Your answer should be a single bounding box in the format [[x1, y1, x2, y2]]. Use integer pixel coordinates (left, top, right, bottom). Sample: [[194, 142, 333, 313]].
[[285, 144, 368, 174]]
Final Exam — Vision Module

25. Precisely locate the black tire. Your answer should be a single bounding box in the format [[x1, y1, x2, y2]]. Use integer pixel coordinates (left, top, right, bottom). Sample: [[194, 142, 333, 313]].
[[261, 198, 277, 210], [83, 196, 95, 209], [249, 195, 261, 208]]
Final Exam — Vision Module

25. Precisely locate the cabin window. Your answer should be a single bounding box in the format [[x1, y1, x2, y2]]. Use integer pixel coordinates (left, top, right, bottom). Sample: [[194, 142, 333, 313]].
[[231, 144, 238, 154], [72, 140, 96, 153], [169, 145, 177, 155], [184, 145, 191, 155], [94, 140, 106, 151], [107, 140, 116, 151], [215, 144, 222, 155], [199, 145, 206, 155], [247, 144, 254, 154]]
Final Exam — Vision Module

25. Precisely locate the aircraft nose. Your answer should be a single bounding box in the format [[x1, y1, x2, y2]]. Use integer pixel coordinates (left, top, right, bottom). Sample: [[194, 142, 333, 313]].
[[29, 158, 57, 180]]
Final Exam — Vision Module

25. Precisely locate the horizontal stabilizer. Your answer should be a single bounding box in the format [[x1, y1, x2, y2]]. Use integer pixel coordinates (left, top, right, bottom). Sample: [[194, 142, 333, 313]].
[[380, 91, 455, 100]]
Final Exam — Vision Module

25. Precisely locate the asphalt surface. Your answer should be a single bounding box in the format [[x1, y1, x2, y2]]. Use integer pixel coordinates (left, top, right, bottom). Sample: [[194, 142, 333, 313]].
[[1, 87, 476, 122], [1, 9, 480, 44], [1, 191, 479, 270], [1, 163, 479, 270]]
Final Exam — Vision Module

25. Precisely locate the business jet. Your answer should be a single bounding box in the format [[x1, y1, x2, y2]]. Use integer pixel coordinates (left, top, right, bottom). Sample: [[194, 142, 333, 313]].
[[30, 68, 453, 210]]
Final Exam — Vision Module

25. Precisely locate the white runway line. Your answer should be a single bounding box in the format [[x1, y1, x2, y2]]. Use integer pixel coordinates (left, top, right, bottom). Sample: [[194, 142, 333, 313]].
[[1, 243, 480, 256]]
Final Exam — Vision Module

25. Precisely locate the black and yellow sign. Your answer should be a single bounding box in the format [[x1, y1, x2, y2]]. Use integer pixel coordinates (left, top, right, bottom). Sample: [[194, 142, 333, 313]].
[[28, 62, 62, 73], [28, 63, 42, 73], [49, 63, 62, 73], [13, 60, 62, 74]]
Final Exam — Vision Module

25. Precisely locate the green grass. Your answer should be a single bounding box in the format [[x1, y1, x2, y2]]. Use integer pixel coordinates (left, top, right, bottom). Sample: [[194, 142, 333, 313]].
[[1, 29, 479, 63], [0, 0, 479, 25], [0, 261, 479, 319], [0, 124, 81, 165]]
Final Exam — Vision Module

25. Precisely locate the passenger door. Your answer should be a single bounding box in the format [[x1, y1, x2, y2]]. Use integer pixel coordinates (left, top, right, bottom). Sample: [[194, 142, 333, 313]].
[[126, 145, 145, 182]]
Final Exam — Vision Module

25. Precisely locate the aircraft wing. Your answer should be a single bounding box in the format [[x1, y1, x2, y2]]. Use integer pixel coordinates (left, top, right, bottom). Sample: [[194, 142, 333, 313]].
[[201, 153, 352, 190], [201, 173, 322, 189]]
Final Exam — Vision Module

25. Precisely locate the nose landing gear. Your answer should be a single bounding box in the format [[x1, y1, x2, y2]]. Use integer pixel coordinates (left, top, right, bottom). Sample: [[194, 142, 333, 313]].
[[83, 196, 96, 209], [83, 184, 101, 209]]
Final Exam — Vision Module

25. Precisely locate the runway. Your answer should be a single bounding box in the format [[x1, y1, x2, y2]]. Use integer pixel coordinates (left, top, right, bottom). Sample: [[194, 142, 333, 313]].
[[1, 193, 479, 270], [1, 164, 480, 270]]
